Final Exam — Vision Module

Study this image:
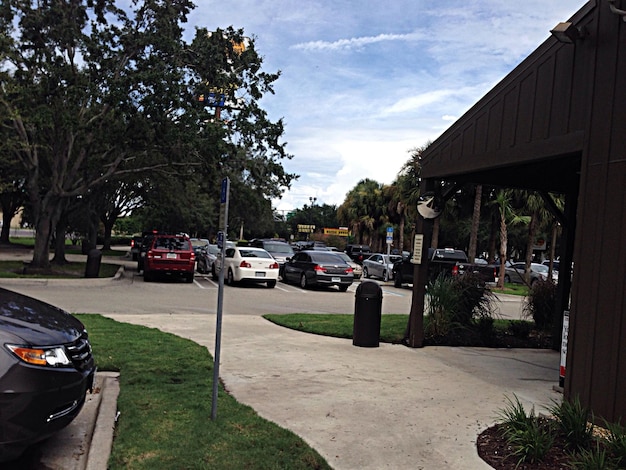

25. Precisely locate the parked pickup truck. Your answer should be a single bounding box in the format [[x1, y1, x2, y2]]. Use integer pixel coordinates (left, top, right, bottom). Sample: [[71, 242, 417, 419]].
[[392, 248, 498, 288]]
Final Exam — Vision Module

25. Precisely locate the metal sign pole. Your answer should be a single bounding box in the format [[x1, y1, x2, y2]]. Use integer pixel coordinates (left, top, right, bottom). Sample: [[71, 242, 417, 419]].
[[212, 177, 229, 420]]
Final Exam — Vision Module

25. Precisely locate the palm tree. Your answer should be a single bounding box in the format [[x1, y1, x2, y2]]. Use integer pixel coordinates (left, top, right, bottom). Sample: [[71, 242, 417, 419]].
[[338, 179, 384, 245], [519, 191, 555, 284], [467, 184, 483, 261], [492, 189, 530, 289]]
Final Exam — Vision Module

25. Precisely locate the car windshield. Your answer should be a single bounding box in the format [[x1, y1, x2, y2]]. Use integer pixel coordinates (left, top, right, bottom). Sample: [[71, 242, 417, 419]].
[[311, 253, 346, 264], [265, 243, 293, 254], [387, 255, 402, 263], [336, 253, 352, 263], [239, 249, 272, 259], [155, 237, 190, 250], [533, 264, 549, 273]]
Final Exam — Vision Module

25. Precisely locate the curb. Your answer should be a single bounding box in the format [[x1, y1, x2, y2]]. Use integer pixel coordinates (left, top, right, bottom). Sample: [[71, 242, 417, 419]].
[[85, 372, 120, 470]]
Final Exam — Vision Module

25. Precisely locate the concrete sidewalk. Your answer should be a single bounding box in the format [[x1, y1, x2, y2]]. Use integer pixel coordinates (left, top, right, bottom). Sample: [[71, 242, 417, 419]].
[[105, 312, 561, 470]]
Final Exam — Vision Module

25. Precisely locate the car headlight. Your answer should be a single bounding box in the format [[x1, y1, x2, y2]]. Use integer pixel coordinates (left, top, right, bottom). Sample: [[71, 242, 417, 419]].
[[6, 344, 72, 367]]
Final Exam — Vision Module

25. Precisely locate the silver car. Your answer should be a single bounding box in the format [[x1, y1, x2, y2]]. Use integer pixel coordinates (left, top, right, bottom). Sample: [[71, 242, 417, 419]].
[[335, 252, 363, 279], [504, 262, 558, 286], [362, 253, 403, 282]]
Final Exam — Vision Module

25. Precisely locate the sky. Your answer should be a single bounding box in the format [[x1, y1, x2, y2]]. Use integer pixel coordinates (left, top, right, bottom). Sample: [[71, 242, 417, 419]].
[[186, 0, 586, 214]]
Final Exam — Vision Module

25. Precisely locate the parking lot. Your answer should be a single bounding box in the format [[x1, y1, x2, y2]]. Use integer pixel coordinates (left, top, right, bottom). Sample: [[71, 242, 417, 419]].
[[1, 252, 527, 320]]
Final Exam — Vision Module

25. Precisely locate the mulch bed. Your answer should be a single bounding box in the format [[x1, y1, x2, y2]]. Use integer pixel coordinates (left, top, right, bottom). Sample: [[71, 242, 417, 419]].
[[476, 423, 573, 469]]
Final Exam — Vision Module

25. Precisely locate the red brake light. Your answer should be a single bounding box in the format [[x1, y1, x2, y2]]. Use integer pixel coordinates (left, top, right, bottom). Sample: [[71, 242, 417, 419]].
[[269, 262, 279, 269], [346, 266, 353, 274], [452, 265, 459, 276], [314, 264, 327, 273], [240, 260, 252, 268], [131, 239, 135, 248]]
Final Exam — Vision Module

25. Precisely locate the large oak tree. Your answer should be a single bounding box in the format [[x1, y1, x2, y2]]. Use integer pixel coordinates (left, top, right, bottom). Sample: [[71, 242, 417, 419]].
[[0, 0, 295, 268]]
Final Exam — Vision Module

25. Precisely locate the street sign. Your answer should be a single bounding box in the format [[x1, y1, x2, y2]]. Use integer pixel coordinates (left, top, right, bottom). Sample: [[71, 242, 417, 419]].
[[220, 178, 228, 204], [386, 226, 393, 244]]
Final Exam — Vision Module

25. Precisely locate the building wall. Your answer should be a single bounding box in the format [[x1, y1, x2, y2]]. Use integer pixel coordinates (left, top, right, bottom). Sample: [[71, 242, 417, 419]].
[[566, 2, 626, 422]]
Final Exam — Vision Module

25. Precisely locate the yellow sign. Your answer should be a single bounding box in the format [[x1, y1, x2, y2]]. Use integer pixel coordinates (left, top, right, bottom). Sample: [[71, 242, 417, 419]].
[[323, 228, 350, 237]]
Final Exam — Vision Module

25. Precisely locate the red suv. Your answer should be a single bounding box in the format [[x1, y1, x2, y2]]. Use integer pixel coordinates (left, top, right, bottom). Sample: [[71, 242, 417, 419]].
[[143, 234, 195, 283]]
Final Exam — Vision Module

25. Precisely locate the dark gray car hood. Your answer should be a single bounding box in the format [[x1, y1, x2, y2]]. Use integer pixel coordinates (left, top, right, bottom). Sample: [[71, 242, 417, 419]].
[[0, 287, 84, 346]]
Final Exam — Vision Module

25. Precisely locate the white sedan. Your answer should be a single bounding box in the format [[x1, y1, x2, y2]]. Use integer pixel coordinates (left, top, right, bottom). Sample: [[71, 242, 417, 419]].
[[214, 246, 279, 288]]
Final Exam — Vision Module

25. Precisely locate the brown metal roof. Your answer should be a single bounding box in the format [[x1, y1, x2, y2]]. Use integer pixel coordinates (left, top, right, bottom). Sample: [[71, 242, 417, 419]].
[[420, 1, 596, 194]]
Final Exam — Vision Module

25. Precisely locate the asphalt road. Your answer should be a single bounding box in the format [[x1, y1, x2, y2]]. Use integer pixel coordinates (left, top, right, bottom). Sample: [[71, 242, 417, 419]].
[[2, 253, 527, 320]]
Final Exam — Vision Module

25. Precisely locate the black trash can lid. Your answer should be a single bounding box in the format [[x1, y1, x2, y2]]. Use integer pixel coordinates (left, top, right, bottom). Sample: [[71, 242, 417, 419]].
[[356, 280, 382, 297]]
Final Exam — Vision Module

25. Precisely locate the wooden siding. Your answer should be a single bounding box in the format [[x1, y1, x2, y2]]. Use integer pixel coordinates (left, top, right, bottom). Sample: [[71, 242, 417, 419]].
[[421, 3, 596, 190], [419, 0, 626, 423]]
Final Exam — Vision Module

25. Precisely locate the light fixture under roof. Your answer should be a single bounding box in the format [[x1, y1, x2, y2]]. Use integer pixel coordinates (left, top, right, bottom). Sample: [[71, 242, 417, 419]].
[[550, 22, 586, 44]]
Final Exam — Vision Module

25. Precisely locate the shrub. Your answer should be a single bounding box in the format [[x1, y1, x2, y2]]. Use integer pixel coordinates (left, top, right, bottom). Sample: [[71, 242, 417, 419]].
[[523, 278, 557, 331], [497, 395, 555, 465], [508, 319, 533, 338], [604, 420, 626, 467], [568, 442, 619, 469], [450, 272, 496, 326], [548, 396, 594, 451], [424, 274, 460, 337]]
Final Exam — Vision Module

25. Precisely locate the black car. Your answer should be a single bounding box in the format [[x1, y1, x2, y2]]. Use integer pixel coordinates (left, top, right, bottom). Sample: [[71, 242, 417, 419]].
[[345, 244, 371, 264], [282, 250, 354, 291], [0, 288, 96, 461]]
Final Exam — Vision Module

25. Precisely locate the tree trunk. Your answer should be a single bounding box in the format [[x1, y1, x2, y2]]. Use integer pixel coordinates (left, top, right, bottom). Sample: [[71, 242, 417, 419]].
[[468, 184, 482, 261], [524, 211, 538, 284], [32, 213, 53, 269], [497, 209, 507, 289], [488, 212, 498, 263], [51, 222, 69, 265]]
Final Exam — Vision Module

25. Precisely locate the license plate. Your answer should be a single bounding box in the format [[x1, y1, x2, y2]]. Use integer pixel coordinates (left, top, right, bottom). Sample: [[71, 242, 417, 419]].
[[331, 277, 341, 283], [166, 253, 177, 259], [255, 271, 265, 277]]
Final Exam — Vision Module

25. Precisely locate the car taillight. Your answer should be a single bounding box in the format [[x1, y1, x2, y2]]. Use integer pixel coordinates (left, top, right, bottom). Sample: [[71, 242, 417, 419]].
[[452, 265, 459, 276], [240, 260, 252, 268], [147, 250, 153, 259], [314, 264, 327, 273], [191, 252, 196, 261], [346, 266, 353, 274], [131, 239, 135, 248], [269, 262, 279, 269]]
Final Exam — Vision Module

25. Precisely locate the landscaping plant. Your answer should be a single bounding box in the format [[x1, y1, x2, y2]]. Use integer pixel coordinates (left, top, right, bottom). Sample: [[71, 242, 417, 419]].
[[548, 396, 595, 451], [523, 278, 557, 331]]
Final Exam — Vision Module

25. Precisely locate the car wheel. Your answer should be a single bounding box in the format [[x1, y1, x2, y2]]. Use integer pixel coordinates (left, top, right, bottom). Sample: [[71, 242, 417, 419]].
[[338, 284, 349, 292], [394, 274, 402, 288], [363, 267, 369, 278], [144, 270, 153, 282], [300, 273, 308, 289], [267, 280, 276, 288], [186, 273, 194, 283], [383, 270, 389, 282], [211, 265, 218, 281], [504, 274, 511, 283], [227, 268, 235, 285]]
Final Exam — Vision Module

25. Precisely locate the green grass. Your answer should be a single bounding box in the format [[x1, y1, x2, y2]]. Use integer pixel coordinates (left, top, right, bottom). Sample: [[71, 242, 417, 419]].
[[0, 260, 120, 278], [77, 314, 330, 470], [264, 313, 408, 344], [492, 284, 529, 296], [264, 314, 527, 346]]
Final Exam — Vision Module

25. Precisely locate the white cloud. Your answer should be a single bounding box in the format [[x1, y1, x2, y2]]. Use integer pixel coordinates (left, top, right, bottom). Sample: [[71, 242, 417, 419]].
[[291, 31, 425, 52], [187, 0, 587, 214]]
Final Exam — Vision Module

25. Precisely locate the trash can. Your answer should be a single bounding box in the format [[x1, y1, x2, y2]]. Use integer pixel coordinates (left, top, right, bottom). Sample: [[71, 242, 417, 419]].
[[353, 281, 383, 347], [85, 249, 102, 278]]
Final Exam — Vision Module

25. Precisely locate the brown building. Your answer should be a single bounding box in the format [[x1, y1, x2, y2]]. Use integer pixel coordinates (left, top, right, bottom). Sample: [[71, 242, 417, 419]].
[[415, 0, 625, 423]]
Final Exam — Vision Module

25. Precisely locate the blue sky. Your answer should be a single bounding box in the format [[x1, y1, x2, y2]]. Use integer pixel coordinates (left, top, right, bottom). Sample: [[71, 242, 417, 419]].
[[187, 1, 585, 213]]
